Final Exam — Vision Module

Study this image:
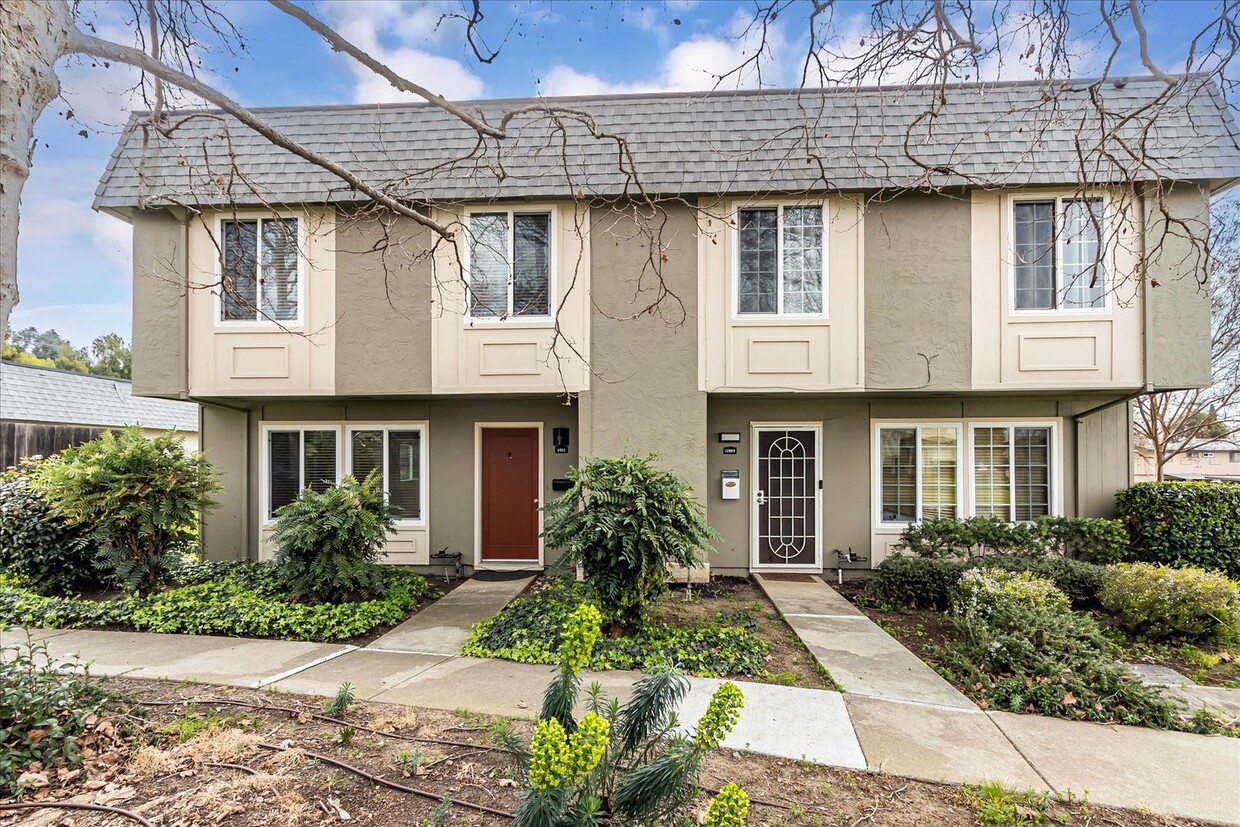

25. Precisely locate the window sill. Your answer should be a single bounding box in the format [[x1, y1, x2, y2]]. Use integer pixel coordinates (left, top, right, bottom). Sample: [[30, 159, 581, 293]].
[[1006, 310, 1111, 323], [463, 317, 556, 331], [731, 315, 831, 327], [214, 321, 306, 333]]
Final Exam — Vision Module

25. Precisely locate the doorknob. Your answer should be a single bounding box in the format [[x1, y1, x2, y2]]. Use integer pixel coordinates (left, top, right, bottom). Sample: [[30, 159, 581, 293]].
[[755, 489, 766, 506], [534, 498, 540, 507]]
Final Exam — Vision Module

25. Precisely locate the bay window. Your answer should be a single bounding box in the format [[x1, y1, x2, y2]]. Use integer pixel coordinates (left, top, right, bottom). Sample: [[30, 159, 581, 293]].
[[737, 204, 825, 315], [266, 427, 338, 518], [222, 217, 300, 322], [467, 211, 552, 319], [877, 425, 960, 524], [348, 427, 425, 522], [971, 425, 1053, 521], [1011, 197, 1106, 311]]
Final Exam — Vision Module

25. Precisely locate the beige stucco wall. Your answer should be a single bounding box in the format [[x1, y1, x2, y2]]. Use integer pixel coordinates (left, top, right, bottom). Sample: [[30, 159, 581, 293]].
[[186, 208, 336, 396], [581, 203, 707, 499], [1146, 183, 1213, 391], [865, 192, 972, 391], [698, 197, 864, 392], [429, 202, 591, 394], [199, 404, 251, 561], [334, 213, 433, 394], [131, 209, 188, 398]]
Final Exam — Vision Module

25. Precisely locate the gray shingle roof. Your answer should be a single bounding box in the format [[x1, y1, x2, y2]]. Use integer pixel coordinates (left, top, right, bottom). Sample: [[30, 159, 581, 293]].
[[94, 75, 1240, 209], [0, 361, 198, 432]]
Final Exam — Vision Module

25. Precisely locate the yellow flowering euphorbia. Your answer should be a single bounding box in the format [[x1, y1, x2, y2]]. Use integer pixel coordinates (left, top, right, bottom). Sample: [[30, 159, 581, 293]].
[[529, 717, 570, 790], [703, 783, 750, 827], [694, 682, 744, 750], [558, 602, 602, 676], [566, 712, 610, 783]]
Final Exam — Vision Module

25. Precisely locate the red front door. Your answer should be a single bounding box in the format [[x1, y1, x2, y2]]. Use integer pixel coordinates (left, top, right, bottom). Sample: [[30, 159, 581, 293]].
[[480, 428, 540, 562]]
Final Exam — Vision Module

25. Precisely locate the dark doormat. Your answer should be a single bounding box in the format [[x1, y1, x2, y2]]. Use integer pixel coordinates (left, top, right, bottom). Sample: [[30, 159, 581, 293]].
[[472, 569, 540, 581], [758, 573, 819, 582]]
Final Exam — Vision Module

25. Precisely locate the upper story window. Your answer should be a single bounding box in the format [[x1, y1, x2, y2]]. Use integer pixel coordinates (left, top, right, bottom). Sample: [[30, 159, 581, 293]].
[[737, 205, 825, 316], [467, 211, 551, 319], [222, 217, 300, 322], [1011, 197, 1105, 311]]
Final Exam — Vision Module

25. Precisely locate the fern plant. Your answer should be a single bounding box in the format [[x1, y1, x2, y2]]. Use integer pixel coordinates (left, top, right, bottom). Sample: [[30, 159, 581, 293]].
[[543, 454, 716, 632], [270, 471, 397, 603], [510, 603, 749, 827], [34, 427, 218, 595]]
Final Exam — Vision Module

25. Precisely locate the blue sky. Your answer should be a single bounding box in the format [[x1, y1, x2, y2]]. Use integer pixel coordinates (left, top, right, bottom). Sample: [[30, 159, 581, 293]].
[[14, 0, 1229, 347]]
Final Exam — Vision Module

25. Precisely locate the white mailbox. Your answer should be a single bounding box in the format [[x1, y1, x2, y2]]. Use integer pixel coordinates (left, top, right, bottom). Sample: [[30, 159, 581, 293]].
[[721, 469, 741, 500]]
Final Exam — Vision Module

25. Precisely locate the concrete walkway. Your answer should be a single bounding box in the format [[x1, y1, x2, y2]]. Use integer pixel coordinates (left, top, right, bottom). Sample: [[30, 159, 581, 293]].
[[366, 573, 535, 655], [5, 624, 1238, 825]]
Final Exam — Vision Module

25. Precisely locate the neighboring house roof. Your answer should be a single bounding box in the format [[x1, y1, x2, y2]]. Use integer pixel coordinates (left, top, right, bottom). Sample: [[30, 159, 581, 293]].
[[95, 75, 1240, 210], [0, 361, 198, 432]]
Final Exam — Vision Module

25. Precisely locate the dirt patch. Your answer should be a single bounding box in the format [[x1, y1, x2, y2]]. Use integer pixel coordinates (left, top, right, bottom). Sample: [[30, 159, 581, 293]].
[[655, 577, 837, 690], [3, 677, 1209, 827], [1095, 616, 1240, 688]]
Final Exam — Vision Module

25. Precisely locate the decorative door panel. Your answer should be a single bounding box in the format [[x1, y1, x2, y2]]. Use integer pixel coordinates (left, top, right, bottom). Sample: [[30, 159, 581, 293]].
[[754, 428, 820, 567]]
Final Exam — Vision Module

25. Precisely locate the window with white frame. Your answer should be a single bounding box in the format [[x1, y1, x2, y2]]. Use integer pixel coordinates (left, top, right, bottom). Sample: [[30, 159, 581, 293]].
[[736, 204, 825, 315], [467, 211, 551, 319], [877, 425, 960, 523], [1011, 197, 1106, 311], [349, 427, 424, 522], [972, 425, 1053, 521], [266, 427, 338, 518], [222, 217, 300, 322]]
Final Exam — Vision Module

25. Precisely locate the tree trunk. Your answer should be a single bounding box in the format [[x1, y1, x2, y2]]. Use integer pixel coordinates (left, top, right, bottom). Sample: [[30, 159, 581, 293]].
[[0, 0, 71, 341]]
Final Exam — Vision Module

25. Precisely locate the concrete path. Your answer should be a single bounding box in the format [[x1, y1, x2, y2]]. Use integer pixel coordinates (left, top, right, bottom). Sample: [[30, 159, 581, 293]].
[[5, 624, 1237, 825], [366, 573, 535, 655]]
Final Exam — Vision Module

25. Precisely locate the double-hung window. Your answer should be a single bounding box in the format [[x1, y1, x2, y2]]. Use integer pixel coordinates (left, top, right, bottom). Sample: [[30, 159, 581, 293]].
[[877, 425, 960, 524], [971, 425, 1054, 521], [265, 427, 338, 518], [736, 205, 826, 315], [1011, 197, 1106, 311], [222, 217, 300, 322], [467, 211, 552, 319], [348, 426, 425, 523]]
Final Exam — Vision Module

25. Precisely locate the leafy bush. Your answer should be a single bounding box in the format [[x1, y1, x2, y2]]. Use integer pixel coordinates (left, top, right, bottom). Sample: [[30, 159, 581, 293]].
[[952, 569, 1069, 618], [0, 563, 429, 642], [543, 454, 716, 631], [508, 602, 748, 827], [34, 427, 218, 594], [270, 471, 397, 603], [896, 515, 1126, 562], [1117, 481, 1240, 578], [870, 555, 1105, 610], [1099, 562, 1240, 641], [932, 600, 1180, 728], [461, 578, 768, 677], [0, 463, 98, 595], [1039, 516, 1129, 563], [1, 639, 128, 798]]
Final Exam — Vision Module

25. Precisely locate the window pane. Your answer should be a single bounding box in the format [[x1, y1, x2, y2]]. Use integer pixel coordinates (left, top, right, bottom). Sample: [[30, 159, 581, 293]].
[[781, 207, 823, 314], [303, 430, 337, 494], [738, 209, 778, 314], [268, 430, 300, 517], [222, 220, 258, 321], [260, 217, 299, 321], [880, 428, 917, 522], [350, 430, 383, 484], [1060, 199, 1105, 309], [1013, 202, 1055, 310], [469, 213, 509, 318], [973, 427, 1012, 520], [388, 430, 422, 520], [1014, 427, 1051, 521], [513, 214, 550, 317], [920, 427, 958, 519]]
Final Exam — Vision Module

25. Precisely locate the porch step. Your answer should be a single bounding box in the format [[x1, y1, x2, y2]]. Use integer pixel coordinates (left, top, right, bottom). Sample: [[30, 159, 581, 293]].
[[754, 573, 975, 710]]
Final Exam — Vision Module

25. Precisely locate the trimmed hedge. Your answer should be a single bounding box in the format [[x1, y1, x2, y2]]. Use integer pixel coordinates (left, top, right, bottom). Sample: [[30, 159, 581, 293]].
[[896, 515, 1127, 563], [870, 555, 1107, 610], [1100, 562, 1240, 641], [1116, 482, 1240, 578]]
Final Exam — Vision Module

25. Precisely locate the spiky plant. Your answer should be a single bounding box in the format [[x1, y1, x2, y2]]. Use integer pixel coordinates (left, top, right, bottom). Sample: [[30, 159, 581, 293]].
[[512, 602, 749, 827]]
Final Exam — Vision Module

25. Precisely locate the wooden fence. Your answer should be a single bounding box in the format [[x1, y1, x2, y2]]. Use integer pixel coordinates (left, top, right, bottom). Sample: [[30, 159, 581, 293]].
[[0, 421, 103, 470]]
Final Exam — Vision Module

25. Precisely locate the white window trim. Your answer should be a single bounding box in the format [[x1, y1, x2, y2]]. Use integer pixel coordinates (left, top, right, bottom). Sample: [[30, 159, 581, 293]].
[[259, 424, 342, 523], [344, 423, 430, 527], [214, 212, 307, 329], [966, 421, 1062, 522], [462, 206, 557, 324], [872, 422, 964, 530], [731, 201, 830, 320], [1006, 193, 1111, 317]]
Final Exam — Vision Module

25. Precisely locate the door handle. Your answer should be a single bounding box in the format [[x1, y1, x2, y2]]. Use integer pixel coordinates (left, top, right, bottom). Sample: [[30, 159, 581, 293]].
[[534, 498, 540, 507], [755, 489, 766, 506]]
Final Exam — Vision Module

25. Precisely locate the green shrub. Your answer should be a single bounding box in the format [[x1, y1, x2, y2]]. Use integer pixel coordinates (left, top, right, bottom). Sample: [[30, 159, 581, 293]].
[[461, 578, 768, 677], [870, 555, 1105, 610], [1, 639, 128, 798], [543, 454, 716, 631], [1099, 562, 1240, 641], [932, 601, 1179, 728], [1116, 482, 1240, 577], [0, 463, 98, 595], [973, 555, 1106, 607], [34, 427, 219, 594], [952, 569, 1070, 618], [896, 515, 1126, 562], [270, 471, 397, 603]]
